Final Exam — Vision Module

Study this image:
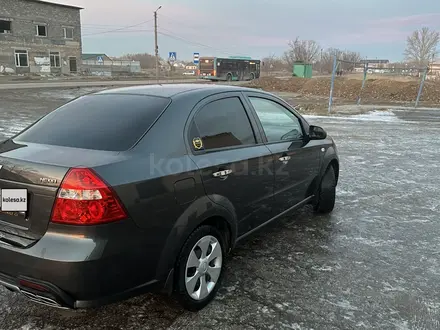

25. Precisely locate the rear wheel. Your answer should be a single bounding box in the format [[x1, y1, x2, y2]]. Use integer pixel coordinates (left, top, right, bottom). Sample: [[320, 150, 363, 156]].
[[226, 74, 232, 82], [314, 166, 336, 214], [250, 72, 255, 80], [175, 225, 225, 311]]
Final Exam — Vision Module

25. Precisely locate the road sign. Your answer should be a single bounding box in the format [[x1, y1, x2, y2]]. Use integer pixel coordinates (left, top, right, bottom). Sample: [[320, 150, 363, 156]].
[[168, 52, 177, 63], [193, 52, 199, 64], [97, 56, 103, 63]]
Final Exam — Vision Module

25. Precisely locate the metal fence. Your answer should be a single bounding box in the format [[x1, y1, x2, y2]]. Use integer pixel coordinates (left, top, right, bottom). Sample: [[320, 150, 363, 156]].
[[327, 55, 429, 112], [81, 60, 141, 76]]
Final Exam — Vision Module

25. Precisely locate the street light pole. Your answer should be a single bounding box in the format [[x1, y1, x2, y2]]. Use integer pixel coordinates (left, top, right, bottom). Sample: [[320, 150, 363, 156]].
[[154, 6, 161, 82], [320, 48, 323, 74]]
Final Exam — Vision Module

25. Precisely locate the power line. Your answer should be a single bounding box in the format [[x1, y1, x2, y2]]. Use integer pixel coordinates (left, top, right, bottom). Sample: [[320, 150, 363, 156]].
[[82, 23, 147, 28], [82, 19, 154, 36], [158, 13, 254, 35], [0, 14, 153, 35], [84, 29, 153, 34], [158, 28, 248, 56], [158, 13, 205, 31]]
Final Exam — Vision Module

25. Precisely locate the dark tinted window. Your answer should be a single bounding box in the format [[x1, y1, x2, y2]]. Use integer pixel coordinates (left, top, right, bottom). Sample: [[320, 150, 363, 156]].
[[249, 97, 303, 142], [14, 94, 169, 151], [194, 97, 256, 150]]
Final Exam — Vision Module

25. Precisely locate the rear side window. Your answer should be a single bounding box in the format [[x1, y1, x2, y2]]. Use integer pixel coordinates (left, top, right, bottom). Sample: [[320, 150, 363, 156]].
[[14, 94, 170, 151], [193, 97, 256, 150]]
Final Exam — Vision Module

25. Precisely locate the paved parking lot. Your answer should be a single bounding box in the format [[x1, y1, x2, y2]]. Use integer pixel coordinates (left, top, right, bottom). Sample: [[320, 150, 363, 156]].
[[0, 88, 439, 330]]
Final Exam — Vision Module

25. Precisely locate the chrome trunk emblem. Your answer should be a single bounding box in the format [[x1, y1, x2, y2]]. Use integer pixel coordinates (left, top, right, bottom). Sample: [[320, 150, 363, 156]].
[[40, 178, 57, 184]]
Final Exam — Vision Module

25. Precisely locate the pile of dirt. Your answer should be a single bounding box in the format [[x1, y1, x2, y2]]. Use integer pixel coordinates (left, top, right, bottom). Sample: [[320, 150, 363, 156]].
[[246, 77, 440, 104]]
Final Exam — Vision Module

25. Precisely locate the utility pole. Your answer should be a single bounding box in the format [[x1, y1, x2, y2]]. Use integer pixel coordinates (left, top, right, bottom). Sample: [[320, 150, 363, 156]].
[[320, 48, 323, 74], [154, 6, 161, 82]]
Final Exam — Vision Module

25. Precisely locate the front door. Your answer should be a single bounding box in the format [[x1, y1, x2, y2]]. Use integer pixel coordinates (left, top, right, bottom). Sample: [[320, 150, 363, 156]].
[[245, 94, 321, 216], [187, 93, 274, 235], [69, 57, 77, 73]]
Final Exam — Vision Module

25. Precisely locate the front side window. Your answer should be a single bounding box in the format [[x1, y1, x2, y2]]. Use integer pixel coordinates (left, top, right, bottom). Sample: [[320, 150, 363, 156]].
[[249, 97, 304, 142], [14, 50, 28, 67], [50, 52, 61, 67], [193, 97, 256, 150]]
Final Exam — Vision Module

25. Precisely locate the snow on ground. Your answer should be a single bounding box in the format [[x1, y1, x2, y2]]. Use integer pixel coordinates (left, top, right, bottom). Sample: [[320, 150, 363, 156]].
[[304, 110, 402, 122]]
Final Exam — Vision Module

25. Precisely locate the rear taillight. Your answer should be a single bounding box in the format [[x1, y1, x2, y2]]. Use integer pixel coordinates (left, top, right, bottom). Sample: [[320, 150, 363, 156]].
[[50, 168, 127, 225]]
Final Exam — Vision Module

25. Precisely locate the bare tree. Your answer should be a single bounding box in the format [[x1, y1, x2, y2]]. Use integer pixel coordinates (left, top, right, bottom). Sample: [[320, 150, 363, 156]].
[[404, 27, 439, 65], [340, 51, 362, 71], [283, 37, 320, 67], [317, 48, 361, 73], [261, 53, 277, 74], [116, 53, 158, 69], [261, 54, 289, 74], [319, 48, 338, 73]]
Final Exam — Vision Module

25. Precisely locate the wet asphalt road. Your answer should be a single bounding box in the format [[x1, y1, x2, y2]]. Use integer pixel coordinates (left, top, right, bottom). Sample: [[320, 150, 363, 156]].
[[0, 88, 440, 330]]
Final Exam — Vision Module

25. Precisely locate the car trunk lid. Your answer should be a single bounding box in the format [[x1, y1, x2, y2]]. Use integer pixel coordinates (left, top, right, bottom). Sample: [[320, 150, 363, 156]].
[[0, 140, 123, 247]]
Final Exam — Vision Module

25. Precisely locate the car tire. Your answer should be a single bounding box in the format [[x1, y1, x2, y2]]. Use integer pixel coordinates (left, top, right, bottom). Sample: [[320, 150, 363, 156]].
[[174, 225, 226, 311], [314, 166, 336, 214]]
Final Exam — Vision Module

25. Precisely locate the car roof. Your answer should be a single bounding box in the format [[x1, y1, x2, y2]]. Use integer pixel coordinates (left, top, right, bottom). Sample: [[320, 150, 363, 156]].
[[95, 83, 257, 98]]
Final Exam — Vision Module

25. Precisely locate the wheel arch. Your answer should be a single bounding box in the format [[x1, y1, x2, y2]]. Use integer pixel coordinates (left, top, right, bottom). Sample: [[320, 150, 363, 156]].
[[320, 145, 339, 182], [155, 196, 237, 281], [306, 147, 339, 199], [328, 158, 339, 184]]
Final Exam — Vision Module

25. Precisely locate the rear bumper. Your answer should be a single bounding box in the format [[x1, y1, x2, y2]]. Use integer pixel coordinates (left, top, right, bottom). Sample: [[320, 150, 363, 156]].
[[0, 221, 171, 309], [0, 270, 161, 309]]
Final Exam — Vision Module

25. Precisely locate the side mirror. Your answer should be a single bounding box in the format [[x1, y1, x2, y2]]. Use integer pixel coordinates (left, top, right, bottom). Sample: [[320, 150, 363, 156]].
[[309, 125, 327, 140]]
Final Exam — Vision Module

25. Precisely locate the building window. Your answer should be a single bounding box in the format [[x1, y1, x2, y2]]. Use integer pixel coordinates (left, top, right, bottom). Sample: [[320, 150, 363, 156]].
[[0, 20, 11, 34], [63, 27, 74, 39], [36, 25, 47, 37], [15, 50, 28, 67], [50, 52, 61, 67]]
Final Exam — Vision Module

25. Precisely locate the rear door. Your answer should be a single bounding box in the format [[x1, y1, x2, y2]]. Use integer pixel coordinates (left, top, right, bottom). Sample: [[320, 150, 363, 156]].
[[186, 92, 274, 235], [243, 93, 321, 216]]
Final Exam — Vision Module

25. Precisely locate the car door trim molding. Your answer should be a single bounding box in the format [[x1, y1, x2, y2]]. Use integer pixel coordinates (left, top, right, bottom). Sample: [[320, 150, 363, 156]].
[[236, 195, 315, 242]]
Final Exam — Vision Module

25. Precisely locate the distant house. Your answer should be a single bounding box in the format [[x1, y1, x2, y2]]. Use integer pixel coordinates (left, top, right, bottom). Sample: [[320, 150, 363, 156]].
[[81, 53, 112, 63], [0, 0, 83, 75], [428, 59, 440, 80]]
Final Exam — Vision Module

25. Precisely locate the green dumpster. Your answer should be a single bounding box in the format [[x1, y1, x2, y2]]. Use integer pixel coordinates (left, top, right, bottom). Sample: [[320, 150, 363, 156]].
[[292, 62, 313, 78]]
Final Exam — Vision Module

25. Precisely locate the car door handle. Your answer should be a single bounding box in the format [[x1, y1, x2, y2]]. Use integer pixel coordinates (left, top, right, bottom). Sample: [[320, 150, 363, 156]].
[[212, 169, 232, 178], [279, 156, 291, 162]]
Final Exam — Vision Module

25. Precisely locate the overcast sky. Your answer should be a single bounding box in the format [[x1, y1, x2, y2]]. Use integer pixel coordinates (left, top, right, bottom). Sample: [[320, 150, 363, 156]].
[[49, 0, 440, 61]]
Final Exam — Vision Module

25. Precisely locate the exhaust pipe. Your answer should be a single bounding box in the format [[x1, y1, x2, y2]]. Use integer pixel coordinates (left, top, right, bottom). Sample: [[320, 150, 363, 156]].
[[1, 277, 71, 309], [21, 290, 69, 309]]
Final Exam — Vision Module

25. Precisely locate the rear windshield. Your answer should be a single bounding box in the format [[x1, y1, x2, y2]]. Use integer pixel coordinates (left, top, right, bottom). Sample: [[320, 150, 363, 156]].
[[200, 59, 214, 70], [14, 94, 170, 151]]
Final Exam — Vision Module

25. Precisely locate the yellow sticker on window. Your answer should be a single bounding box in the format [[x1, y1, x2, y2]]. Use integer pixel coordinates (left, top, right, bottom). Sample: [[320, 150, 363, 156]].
[[192, 137, 203, 150]]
